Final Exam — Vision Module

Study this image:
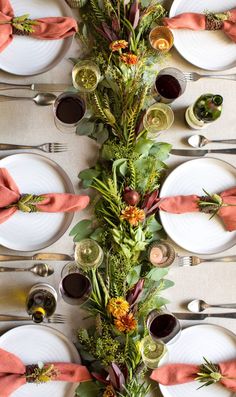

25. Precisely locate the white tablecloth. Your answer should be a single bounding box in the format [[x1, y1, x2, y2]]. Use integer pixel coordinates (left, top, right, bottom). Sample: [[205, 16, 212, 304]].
[[0, 2, 236, 396]]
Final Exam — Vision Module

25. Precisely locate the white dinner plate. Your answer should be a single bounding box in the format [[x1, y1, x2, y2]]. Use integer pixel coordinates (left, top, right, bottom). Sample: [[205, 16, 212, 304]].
[[159, 324, 236, 397], [0, 325, 81, 397], [0, 153, 74, 251], [169, 0, 236, 70], [0, 0, 73, 76], [159, 158, 236, 254]]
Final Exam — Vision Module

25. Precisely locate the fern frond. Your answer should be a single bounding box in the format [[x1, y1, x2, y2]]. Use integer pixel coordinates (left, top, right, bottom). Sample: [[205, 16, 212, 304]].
[[90, 0, 106, 22], [128, 161, 136, 190]]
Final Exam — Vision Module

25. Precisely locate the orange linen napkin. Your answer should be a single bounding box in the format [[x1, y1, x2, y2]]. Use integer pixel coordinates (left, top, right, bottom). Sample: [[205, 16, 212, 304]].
[[0, 347, 92, 397], [158, 187, 236, 231], [0, 168, 90, 224], [0, 0, 78, 52], [151, 361, 236, 391], [163, 8, 236, 43]]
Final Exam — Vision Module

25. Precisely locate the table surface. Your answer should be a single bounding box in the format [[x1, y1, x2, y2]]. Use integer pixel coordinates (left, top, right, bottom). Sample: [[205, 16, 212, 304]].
[[0, 2, 236, 396]]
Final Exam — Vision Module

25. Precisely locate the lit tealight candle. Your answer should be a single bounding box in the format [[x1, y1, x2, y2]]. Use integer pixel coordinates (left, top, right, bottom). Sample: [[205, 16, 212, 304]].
[[149, 246, 163, 266], [149, 26, 174, 53]]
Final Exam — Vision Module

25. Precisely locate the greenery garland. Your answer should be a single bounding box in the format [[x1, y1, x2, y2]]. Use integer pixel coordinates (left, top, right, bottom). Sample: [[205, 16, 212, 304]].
[[69, 1, 173, 396]]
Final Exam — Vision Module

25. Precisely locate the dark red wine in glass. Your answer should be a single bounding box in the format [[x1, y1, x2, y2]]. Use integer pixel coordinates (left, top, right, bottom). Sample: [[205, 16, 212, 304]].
[[60, 272, 92, 305], [155, 75, 181, 100], [56, 95, 85, 124], [148, 311, 181, 343]]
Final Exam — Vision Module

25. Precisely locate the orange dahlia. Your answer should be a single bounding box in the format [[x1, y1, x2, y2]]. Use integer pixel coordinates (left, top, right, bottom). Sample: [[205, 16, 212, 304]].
[[120, 53, 138, 65], [114, 313, 137, 333], [107, 297, 130, 318], [120, 206, 145, 226], [103, 385, 116, 397], [109, 40, 128, 52]]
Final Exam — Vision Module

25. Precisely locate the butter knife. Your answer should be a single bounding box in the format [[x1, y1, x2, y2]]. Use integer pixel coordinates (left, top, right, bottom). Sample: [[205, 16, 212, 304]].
[[171, 149, 236, 156], [0, 253, 73, 261], [174, 312, 236, 320], [0, 82, 72, 92]]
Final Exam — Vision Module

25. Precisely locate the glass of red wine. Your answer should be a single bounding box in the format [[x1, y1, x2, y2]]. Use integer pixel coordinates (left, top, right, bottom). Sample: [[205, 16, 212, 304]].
[[59, 262, 92, 305], [53, 92, 86, 133], [154, 67, 187, 103], [147, 309, 181, 344]]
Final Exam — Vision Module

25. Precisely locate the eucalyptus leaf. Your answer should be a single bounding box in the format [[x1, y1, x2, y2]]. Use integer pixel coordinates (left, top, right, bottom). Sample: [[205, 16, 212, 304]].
[[69, 219, 93, 240], [75, 381, 100, 397], [146, 267, 169, 281], [135, 138, 153, 155], [94, 124, 109, 144], [79, 168, 100, 189], [112, 159, 128, 177], [147, 216, 162, 233], [101, 143, 114, 160], [159, 279, 175, 290], [149, 142, 172, 161], [90, 227, 104, 242], [76, 118, 95, 136], [127, 265, 141, 286]]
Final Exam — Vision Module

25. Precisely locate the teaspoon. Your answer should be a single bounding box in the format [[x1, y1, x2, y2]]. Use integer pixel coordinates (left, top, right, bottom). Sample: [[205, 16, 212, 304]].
[[188, 135, 236, 148], [0, 92, 56, 106], [0, 263, 54, 277], [188, 299, 236, 313]]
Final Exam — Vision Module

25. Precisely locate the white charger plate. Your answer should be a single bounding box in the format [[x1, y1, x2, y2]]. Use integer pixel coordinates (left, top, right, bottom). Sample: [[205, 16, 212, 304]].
[[169, 0, 236, 70], [0, 325, 81, 397], [159, 324, 236, 397], [0, 153, 74, 251], [0, 0, 73, 76], [159, 158, 236, 254]]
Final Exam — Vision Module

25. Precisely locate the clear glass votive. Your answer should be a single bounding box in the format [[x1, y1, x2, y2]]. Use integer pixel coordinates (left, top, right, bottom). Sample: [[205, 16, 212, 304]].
[[149, 26, 174, 53], [147, 309, 181, 344], [140, 335, 167, 369], [75, 238, 104, 270], [143, 103, 174, 139], [72, 60, 101, 93], [148, 241, 176, 268], [154, 67, 187, 103], [59, 262, 92, 305], [53, 92, 86, 134]]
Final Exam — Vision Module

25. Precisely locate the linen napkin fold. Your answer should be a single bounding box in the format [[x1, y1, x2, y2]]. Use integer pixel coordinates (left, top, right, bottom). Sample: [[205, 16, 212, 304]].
[[151, 361, 236, 391], [163, 8, 236, 43], [0, 0, 78, 52], [0, 347, 92, 397], [158, 187, 236, 231], [0, 168, 90, 224]]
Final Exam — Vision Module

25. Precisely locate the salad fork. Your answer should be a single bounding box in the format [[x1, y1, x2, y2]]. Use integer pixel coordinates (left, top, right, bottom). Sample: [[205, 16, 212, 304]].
[[184, 72, 236, 82], [0, 313, 67, 323], [178, 255, 236, 267], [0, 143, 67, 153]]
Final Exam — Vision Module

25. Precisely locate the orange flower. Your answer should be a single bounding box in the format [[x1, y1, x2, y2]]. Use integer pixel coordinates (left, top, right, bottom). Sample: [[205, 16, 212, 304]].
[[120, 53, 138, 65], [107, 297, 129, 318], [120, 206, 145, 226], [103, 385, 116, 397], [114, 313, 137, 333], [109, 40, 128, 52]]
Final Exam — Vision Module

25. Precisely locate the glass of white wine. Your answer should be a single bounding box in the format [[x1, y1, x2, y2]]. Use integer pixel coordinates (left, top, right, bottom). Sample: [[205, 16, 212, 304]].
[[72, 60, 101, 93], [75, 239, 104, 270], [143, 103, 174, 139], [140, 335, 167, 369]]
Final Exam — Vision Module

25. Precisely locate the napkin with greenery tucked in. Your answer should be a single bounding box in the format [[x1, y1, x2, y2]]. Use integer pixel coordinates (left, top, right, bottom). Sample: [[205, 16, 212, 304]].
[[163, 8, 236, 43], [151, 358, 236, 391], [0, 347, 91, 397], [158, 187, 236, 231], [0, 168, 90, 224], [0, 0, 78, 52]]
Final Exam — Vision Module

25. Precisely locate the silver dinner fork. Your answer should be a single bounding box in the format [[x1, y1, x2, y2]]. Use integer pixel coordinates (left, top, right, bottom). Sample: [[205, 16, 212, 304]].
[[178, 255, 236, 267], [184, 72, 236, 82], [0, 143, 67, 153], [0, 314, 67, 323]]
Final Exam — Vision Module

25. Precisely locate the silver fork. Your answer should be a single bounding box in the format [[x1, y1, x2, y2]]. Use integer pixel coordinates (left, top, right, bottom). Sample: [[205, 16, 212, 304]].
[[0, 313, 67, 323], [184, 72, 236, 82], [178, 255, 236, 267], [0, 143, 67, 153]]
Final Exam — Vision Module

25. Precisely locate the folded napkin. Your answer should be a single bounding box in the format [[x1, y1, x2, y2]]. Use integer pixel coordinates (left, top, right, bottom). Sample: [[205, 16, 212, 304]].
[[163, 8, 236, 43], [158, 187, 236, 231], [0, 347, 91, 397], [0, 0, 78, 52], [151, 360, 236, 391], [0, 168, 90, 224]]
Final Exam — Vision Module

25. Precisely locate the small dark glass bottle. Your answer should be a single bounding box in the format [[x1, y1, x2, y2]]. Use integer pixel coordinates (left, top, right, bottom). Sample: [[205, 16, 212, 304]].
[[26, 283, 57, 323], [185, 94, 223, 129]]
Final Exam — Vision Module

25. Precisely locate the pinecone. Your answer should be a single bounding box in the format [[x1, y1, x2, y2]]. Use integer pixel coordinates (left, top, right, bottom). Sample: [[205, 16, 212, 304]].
[[13, 27, 30, 36], [199, 196, 217, 214], [25, 364, 38, 383]]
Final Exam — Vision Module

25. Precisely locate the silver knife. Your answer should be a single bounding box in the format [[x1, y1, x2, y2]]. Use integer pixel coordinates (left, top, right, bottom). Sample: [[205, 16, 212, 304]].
[[171, 149, 236, 157], [174, 312, 236, 320], [0, 253, 73, 261], [0, 82, 72, 92]]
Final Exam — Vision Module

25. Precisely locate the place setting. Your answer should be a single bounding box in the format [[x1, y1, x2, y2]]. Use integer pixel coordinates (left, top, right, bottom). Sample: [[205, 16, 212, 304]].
[[1, 1, 236, 397]]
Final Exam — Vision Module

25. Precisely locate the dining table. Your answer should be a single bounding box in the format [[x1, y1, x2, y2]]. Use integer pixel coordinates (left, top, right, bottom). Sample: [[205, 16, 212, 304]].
[[0, 1, 236, 396]]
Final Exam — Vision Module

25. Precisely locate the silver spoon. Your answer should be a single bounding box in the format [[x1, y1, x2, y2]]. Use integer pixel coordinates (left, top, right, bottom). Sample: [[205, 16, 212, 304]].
[[0, 92, 56, 106], [188, 134, 236, 148], [188, 299, 236, 313], [0, 263, 54, 277]]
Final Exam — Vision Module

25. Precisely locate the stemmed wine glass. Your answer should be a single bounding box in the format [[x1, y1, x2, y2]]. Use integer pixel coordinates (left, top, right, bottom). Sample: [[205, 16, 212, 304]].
[[147, 309, 181, 344], [154, 67, 187, 103]]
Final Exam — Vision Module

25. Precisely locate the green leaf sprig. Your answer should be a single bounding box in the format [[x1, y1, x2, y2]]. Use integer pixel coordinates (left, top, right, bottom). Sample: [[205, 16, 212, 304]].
[[198, 189, 236, 220], [26, 362, 60, 384], [195, 357, 222, 389], [0, 14, 38, 33], [7, 194, 45, 213]]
